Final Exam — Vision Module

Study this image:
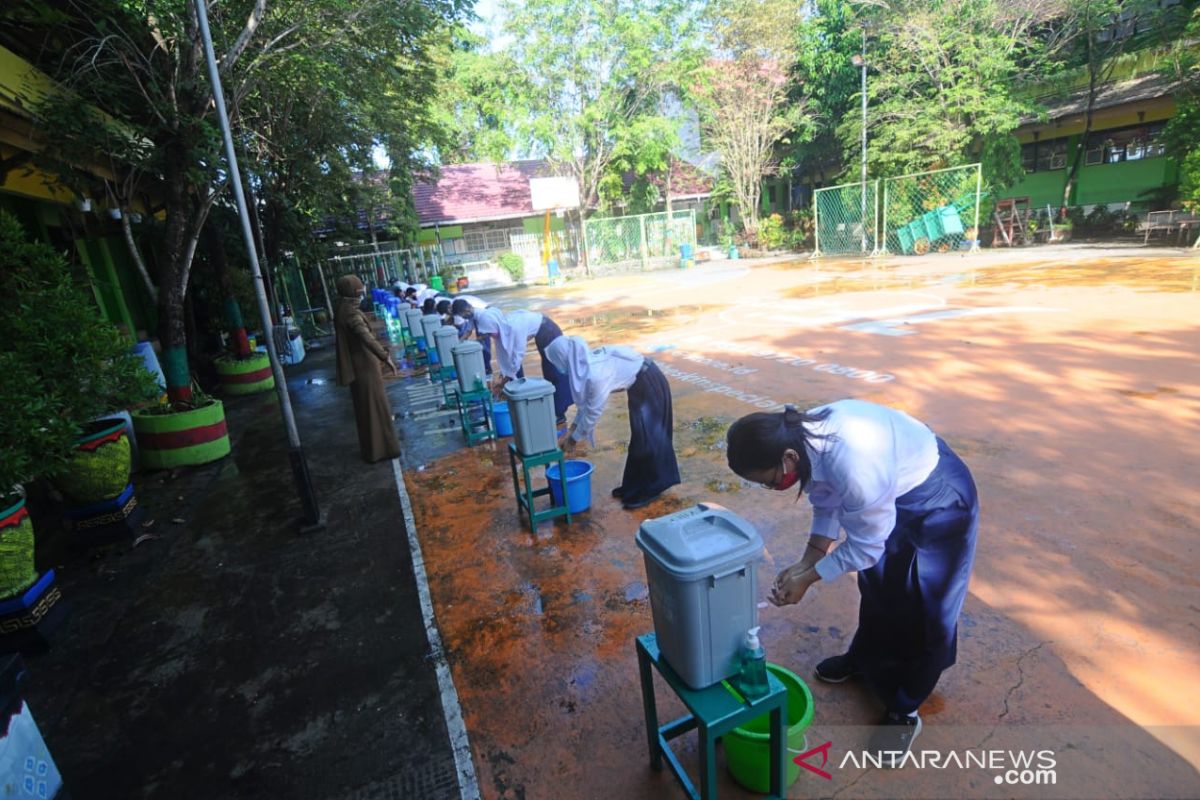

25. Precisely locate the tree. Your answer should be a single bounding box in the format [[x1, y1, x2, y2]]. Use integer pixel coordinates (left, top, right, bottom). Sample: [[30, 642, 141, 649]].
[[496, 0, 700, 257], [833, 0, 1058, 183], [1054, 0, 1190, 212], [17, 0, 466, 404], [1162, 7, 1200, 216], [693, 0, 807, 237]]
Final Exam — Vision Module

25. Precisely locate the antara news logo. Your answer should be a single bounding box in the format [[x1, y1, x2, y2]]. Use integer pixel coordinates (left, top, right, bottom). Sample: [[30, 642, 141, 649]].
[[795, 740, 1059, 786]]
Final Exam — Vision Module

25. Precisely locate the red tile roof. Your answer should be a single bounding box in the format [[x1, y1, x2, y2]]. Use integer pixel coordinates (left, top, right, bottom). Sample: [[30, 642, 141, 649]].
[[413, 160, 550, 226]]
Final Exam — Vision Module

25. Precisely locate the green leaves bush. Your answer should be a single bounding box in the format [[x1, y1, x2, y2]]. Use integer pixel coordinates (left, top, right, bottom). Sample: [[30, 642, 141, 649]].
[[0, 212, 159, 496]]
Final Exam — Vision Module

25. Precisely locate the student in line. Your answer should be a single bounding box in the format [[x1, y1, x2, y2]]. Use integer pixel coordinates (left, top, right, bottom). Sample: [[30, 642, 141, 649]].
[[546, 336, 680, 510], [724, 400, 980, 760], [455, 304, 573, 424]]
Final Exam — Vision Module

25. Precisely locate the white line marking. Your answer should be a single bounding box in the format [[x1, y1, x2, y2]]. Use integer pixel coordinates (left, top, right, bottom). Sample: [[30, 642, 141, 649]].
[[391, 459, 480, 800]]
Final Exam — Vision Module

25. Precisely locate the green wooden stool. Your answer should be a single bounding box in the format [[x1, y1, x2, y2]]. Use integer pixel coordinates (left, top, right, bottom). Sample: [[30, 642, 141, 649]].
[[457, 388, 495, 446], [636, 632, 788, 800], [506, 442, 571, 533]]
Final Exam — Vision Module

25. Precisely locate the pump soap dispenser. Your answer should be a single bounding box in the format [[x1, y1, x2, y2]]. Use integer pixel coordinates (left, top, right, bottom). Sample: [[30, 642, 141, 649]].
[[736, 626, 769, 699]]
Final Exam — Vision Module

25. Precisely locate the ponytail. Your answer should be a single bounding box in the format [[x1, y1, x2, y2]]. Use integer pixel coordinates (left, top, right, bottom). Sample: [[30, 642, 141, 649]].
[[726, 404, 832, 492]]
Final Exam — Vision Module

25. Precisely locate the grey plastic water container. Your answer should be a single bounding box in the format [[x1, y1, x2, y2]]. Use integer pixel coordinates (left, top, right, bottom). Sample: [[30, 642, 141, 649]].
[[433, 326, 459, 371], [635, 503, 763, 689], [403, 309, 425, 339], [502, 377, 557, 455], [397, 307, 411, 332], [451, 341, 487, 393], [420, 314, 443, 345]]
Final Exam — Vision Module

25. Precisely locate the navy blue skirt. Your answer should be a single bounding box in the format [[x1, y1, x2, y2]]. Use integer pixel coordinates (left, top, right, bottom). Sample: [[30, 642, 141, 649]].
[[618, 360, 680, 504], [848, 437, 979, 710]]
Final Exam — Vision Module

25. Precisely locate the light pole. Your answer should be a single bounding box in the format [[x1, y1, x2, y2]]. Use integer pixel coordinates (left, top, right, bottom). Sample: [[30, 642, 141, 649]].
[[194, 0, 323, 531], [852, 26, 868, 255]]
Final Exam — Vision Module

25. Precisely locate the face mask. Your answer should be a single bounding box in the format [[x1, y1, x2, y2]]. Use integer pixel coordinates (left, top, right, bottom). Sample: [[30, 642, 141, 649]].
[[773, 470, 801, 491]]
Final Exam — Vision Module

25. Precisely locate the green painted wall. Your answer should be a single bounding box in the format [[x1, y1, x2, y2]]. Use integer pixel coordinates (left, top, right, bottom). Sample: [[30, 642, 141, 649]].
[[1074, 157, 1177, 207], [1003, 170, 1069, 210]]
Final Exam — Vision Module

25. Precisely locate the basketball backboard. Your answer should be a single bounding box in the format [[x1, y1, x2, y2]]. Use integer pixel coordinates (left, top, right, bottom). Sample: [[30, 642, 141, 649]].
[[530, 176, 581, 211]]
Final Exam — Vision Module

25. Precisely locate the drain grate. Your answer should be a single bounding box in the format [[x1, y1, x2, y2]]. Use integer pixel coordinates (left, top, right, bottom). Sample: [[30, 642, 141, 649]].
[[339, 760, 463, 800]]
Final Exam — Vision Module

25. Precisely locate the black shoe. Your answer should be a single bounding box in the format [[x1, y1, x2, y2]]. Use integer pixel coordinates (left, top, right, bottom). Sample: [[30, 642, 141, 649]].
[[814, 653, 861, 684], [612, 486, 626, 498], [622, 493, 662, 510], [869, 711, 922, 768]]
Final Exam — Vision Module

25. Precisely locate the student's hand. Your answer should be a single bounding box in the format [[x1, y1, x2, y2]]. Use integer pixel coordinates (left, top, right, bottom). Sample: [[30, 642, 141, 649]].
[[769, 562, 818, 607], [491, 377, 507, 399], [385, 356, 398, 376], [559, 433, 578, 454]]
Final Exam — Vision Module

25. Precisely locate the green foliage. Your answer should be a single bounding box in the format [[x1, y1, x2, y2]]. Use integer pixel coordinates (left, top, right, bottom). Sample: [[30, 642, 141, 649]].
[[0, 213, 159, 493], [759, 213, 786, 250], [1163, 7, 1200, 211], [834, 0, 1042, 179], [488, 0, 701, 215], [497, 252, 525, 283]]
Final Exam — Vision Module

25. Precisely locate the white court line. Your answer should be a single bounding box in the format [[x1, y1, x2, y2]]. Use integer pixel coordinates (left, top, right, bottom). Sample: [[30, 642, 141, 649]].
[[391, 459, 480, 800]]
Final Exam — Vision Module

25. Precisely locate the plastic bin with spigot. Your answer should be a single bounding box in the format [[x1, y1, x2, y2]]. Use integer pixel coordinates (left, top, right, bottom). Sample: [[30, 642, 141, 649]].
[[635, 502, 764, 689], [502, 377, 558, 456], [451, 340, 487, 394]]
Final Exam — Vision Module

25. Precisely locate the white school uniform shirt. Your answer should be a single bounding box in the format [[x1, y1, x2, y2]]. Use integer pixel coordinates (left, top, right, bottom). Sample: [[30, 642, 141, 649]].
[[803, 399, 939, 582], [485, 309, 544, 379], [546, 337, 644, 446], [454, 294, 488, 310]]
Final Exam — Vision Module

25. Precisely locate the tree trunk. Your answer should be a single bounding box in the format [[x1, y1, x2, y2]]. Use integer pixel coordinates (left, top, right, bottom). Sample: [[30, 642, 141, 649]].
[[1061, 73, 1099, 213], [120, 213, 158, 302], [158, 151, 193, 406]]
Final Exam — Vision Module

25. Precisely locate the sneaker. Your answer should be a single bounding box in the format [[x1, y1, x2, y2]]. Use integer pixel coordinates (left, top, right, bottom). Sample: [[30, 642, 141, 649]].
[[814, 653, 861, 684], [869, 711, 922, 768]]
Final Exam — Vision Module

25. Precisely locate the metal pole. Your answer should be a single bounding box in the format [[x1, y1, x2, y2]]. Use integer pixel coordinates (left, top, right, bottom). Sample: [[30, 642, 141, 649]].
[[972, 164, 983, 253], [859, 26, 868, 256], [194, 0, 322, 530]]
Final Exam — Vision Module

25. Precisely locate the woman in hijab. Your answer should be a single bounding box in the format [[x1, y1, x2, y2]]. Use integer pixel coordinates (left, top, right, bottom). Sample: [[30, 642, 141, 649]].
[[334, 274, 401, 463], [546, 336, 679, 510]]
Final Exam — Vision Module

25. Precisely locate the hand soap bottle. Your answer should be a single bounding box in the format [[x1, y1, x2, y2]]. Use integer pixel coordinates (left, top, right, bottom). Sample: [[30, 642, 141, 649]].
[[737, 626, 769, 699]]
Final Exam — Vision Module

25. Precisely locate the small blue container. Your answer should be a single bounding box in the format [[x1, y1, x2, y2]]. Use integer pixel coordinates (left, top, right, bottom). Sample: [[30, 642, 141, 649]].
[[546, 460, 594, 513], [493, 401, 513, 436]]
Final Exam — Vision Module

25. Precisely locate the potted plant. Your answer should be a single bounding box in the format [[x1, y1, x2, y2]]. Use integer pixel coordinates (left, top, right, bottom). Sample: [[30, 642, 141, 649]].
[[0, 212, 157, 640]]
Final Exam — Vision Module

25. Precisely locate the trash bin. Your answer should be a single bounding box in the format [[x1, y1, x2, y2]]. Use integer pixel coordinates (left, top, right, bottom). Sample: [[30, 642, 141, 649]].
[[431, 275, 445, 291], [502, 377, 558, 456], [0, 655, 65, 798], [451, 341, 487, 394], [404, 309, 426, 344], [433, 326, 459, 375], [680, 243, 693, 269], [635, 503, 764, 689]]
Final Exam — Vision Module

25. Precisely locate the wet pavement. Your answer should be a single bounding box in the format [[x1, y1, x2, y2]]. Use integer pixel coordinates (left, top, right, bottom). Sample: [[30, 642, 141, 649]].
[[18, 243, 1200, 799], [400, 247, 1200, 799], [24, 349, 463, 799]]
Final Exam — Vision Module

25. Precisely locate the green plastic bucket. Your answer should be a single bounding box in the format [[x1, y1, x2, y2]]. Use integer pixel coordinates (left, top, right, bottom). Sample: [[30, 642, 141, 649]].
[[724, 663, 815, 793]]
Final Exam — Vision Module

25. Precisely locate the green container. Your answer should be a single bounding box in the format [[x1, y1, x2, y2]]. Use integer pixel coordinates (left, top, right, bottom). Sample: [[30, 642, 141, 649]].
[[724, 663, 815, 794], [54, 419, 131, 505], [938, 205, 966, 237], [215, 352, 275, 395], [430, 275, 445, 291], [0, 496, 38, 599], [132, 399, 231, 470]]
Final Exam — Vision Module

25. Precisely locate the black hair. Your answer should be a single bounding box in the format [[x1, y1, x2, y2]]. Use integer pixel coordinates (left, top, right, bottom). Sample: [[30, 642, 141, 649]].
[[436, 300, 451, 315], [391, 287, 404, 298], [421, 298, 436, 314], [726, 405, 833, 493], [450, 298, 471, 316], [404, 287, 416, 297]]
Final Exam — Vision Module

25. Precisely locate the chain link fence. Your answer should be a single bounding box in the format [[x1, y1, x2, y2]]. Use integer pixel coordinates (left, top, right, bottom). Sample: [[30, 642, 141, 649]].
[[881, 164, 982, 255], [814, 181, 879, 256], [583, 209, 696, 272], [813, 164, 982, 258]]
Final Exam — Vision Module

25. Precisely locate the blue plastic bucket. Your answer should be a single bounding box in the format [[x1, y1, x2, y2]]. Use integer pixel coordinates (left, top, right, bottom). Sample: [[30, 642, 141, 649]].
[[546, 460, 594, 513], [492, 401, 513, 436]]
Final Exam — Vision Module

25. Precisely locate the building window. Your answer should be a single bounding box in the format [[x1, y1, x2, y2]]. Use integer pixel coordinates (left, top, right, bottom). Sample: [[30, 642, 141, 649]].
[[1021, 137, 1069, 173], [1086, 121, 1167, 165]]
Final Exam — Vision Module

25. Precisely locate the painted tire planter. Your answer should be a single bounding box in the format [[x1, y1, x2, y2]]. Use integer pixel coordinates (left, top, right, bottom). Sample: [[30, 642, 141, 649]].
[[132, 399, 231, 470], [53, 418, 132, 505], [215, 352, 275, 395], [0, 496, 38, 600]]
